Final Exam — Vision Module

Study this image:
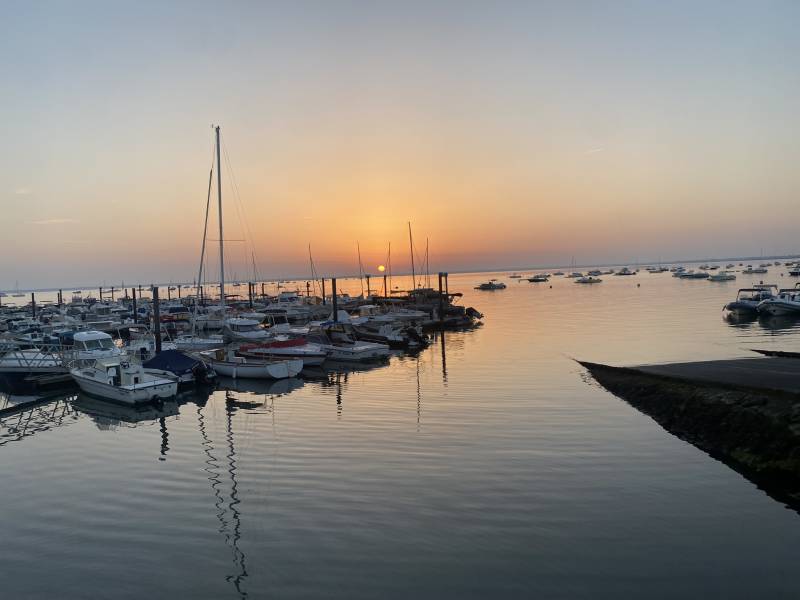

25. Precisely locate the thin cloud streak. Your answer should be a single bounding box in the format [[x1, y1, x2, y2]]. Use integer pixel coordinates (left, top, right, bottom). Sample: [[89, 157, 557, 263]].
[[29, 218, 81, 225]]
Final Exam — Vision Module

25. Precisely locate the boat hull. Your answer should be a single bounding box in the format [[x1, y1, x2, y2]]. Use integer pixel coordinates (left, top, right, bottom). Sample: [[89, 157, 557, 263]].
[[70, 370, 178, 405]]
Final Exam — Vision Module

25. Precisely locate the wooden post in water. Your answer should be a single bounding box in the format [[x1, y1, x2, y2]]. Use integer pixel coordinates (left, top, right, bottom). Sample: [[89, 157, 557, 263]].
[[321, 278, 327, 305], [365, 274, 371, 298], [438, 273, 444, 324], [383, 274, 387, 297], [444, 272, 449, 296], [111, 287, 115, 301], [167, 286, 171, 301], [306, 281, 311, 297], [31, 292, 36, 319], [131, 288, 137, 324], [152, 286, 162, 354], [99, 287, 103, 301], [331, 278, 338, 322], [177, 285, 181, 299], [248, 282, 253, 308], [58, 289, 63, 308]]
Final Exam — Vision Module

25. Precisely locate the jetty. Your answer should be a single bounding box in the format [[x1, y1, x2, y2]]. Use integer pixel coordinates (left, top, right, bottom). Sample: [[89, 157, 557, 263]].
[[580, 356, 800, 510]]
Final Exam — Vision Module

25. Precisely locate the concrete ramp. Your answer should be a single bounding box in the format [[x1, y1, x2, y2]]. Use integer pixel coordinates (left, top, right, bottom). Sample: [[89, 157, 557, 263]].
[[634, 357, 800, 395]]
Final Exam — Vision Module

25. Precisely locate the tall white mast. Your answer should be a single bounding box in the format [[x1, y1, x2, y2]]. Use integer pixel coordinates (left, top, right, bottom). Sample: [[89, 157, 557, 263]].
[[216, 125, 225, 309]]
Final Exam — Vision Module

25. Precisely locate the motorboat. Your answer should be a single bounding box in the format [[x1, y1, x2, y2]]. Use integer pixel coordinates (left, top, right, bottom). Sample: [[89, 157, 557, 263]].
[[678, 270, 709, 279], [475, 280, 507, 290], [614, 267, 636, 276], [566, 272, 584, 278], [587, 270, 602, 276], [742, 265, 768, 274], [222, 317, 271, 342], [305, 322, 391, 362], [68, 331, 125, 363], [575, 276, 602, 284], [789, 266, 800, 277], [508, 273, 523, 278], [757, 286, 800, 316], [236, 338, 328, 367], [526, 275, 549, 283], [708, 271, 736, 282], [194, 348, 303, 379], [724, 285, 778, 315], [552, 271, 565, 276], [70, 357, 178, 405], [173, 333, 225, 351]]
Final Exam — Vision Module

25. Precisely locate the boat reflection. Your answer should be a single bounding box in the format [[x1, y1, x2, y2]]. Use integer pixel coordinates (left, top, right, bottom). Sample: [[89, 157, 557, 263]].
[[758, 314, 800, 334], [72, 395, 181, 427], [0, 391, 77, 446], [723, 312, 757, 328], [216, 376, 304, 398]]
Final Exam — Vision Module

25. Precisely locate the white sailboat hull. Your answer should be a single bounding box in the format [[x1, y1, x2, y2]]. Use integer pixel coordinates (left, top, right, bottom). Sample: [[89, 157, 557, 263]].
[[197, 355, 303, 379]]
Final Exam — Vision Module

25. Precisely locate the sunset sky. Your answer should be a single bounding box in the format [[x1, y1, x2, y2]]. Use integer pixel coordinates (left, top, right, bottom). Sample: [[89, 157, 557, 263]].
[[2, 1, 799, 289]]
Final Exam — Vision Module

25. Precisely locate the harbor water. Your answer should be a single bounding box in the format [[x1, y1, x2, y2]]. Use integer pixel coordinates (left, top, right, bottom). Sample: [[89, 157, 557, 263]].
[[2, 270, 800, 598]]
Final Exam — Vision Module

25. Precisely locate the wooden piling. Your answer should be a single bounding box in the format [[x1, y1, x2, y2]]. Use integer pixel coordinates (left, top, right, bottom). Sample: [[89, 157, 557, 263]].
[[332, 278, 338, 321], [152, 286, 162, 354]]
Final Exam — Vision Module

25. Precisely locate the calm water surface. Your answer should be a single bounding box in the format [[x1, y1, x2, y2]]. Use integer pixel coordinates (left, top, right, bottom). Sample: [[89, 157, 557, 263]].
[[2, 270, 800, 598]]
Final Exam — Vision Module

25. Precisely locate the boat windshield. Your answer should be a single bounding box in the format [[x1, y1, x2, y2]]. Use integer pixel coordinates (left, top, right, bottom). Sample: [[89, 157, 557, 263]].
[[83, 338, 115, 350]]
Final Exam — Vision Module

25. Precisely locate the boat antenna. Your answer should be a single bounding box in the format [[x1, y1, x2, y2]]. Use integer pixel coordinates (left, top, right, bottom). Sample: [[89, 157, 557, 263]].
[[357, 241, 364, 297], [216, 125, 225, 309], [386, 242, 392, 297], [425, 237, 430, 288], [408, 222, 416, 289]]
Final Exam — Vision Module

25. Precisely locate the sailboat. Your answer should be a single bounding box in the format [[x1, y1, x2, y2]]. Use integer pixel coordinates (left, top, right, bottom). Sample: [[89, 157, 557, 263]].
[[188, 126, 301, 378]]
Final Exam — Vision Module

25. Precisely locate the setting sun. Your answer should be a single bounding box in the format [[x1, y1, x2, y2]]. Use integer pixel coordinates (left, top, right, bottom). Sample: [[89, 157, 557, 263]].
[[377, 265, 386, 272]]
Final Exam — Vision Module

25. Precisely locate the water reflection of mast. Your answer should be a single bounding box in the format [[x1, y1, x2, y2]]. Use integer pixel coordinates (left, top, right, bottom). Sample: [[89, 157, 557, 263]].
[[224, 395, 248, 595], [159, 416, 169, 460], [416, 354, 421, 430], [196, 399, 248, 598], [440, 331, 448, 385]]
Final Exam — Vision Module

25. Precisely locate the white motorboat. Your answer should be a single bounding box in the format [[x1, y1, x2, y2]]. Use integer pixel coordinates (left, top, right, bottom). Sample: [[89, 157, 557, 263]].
[[70, 357, 178, 405], [475, 279, 507, 290], [566, 272, 584, 278], [174, 333, 225, 351], [614, 267, 636, 276], [0, 348, 65, 377], [708, 271, 736, 282], [235, 338, 328, 367], [757, 287, 800, 316], [305, 322, 390, 362], [68, 330, 125, 365], [678, 270, 709, 279], [742, 265, 768, 274], [526, 275, 549, 283], [724, 285, 777, 315], [222, 317, 271, 342], [194, 348, 303, 379], [575, 276, 602, 284]]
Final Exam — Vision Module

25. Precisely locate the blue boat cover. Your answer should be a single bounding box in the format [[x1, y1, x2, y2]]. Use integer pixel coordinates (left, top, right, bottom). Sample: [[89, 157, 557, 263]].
[[143, 350, 200, 375]]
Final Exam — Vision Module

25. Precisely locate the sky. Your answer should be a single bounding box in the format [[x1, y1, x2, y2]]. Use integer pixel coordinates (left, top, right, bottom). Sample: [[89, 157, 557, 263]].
[[2, 1, 799, 289]]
